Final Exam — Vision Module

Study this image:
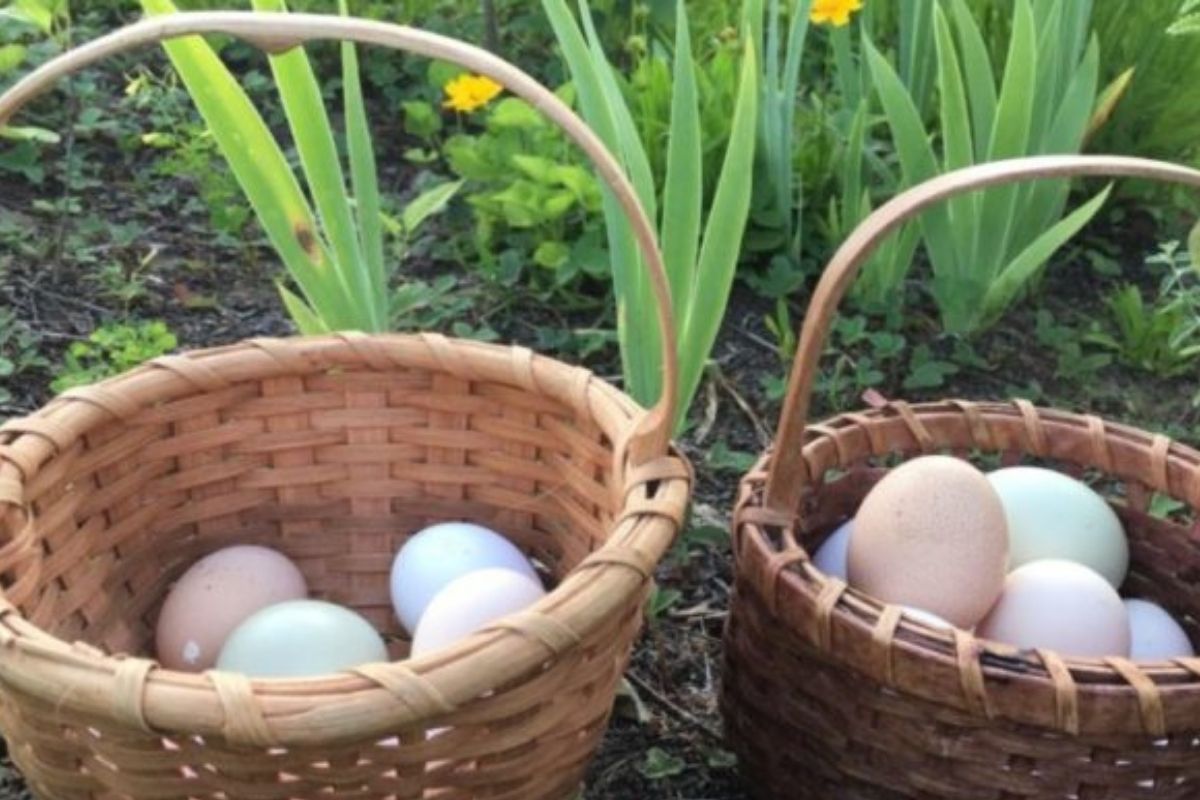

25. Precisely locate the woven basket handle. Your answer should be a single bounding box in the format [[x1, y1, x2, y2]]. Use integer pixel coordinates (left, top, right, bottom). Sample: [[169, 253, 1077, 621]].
[[0, 11, 678, 463], [765, 155, 1200, 513]]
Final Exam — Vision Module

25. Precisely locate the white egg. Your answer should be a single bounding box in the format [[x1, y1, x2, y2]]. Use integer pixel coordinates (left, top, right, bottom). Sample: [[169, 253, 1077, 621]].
[[812, 520, 853, 580], [391, 522, 539, 633], [987, 467, 1128, 588], [411, 568, 546, 658], [979, 560, 1130, 658], [1125, 598, 1195, 660], [900, 606, 956, 631]]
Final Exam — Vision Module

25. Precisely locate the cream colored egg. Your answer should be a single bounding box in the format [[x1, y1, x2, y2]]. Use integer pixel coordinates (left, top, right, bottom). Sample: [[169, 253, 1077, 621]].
[[978, 560, 1130, 658], [900, 606, 956, 631], [155, 545, 307, 672], [848, 455, 1008, 629], [411, 568, 546, 658]]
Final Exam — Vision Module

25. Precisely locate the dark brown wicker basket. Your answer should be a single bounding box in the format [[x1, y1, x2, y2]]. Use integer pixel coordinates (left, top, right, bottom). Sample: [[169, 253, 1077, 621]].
[[721, 156, 1200, 799], [0, 13, 691, 800]]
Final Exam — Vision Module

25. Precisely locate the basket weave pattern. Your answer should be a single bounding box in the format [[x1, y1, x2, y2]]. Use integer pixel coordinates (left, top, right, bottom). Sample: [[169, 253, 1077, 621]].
[[0, 13, 691, 800], [720, 157, 1200, 800]]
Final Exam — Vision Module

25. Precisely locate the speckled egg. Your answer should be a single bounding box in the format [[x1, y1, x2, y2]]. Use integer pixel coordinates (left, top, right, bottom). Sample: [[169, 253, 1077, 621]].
[[848, 456, 1009, 629], [155, 545, 307, 672]]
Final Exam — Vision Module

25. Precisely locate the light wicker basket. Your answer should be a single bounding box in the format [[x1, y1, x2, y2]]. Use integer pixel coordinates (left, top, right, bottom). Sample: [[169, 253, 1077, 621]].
[[721, 156, 1200, 799], [0, 13, 691, 800]]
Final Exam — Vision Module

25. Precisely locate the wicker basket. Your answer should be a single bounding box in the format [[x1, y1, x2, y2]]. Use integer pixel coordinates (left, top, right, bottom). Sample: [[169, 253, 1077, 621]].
[[721, 156, 1200, 800], [0, 13, 692, 800]]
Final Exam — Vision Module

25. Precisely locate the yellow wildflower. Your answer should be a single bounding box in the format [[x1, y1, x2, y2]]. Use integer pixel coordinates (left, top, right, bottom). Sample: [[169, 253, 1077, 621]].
[[810, 0, 863, 27], [443, 74, 504, 113]]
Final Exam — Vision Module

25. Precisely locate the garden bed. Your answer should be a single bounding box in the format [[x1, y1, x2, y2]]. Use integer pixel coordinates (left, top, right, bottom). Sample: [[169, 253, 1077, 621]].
[[2, 3, 1199, 798]]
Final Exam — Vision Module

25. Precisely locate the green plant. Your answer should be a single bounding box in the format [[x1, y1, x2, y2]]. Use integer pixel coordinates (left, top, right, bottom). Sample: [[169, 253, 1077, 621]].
[[739, 0, 813, 261], [1093, 0, 1200, 161], [0, 308, 48, 406], [1090, 284, 1200, 377], [443, 94, 607, 290], [864, 0, 1109, 334], [1088, 242, 1200, 377], [0, 0, 67, 169], [1171, 0, 1200, 34], [51, 320, 177, 393], [141, 0, 455, 335], [639, 746, 686, 780], [142, 0, 390, 332], [1033, 309, 1112, 384], [542, 0, 759, 429], [814, 314, 909, 408]]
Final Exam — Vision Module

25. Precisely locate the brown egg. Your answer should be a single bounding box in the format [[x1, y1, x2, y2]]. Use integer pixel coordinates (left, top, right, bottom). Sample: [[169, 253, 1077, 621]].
[[847, 455, 1008, 628], [155, 545, 307, 671]]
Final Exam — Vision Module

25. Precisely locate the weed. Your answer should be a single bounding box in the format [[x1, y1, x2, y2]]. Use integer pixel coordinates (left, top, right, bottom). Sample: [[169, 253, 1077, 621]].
[[51, 320, 177, 393]]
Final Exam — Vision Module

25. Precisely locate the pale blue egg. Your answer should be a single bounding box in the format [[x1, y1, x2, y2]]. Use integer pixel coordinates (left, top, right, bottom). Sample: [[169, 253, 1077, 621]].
[[390, 522, 539, 634], [812, 520, 853, 580]]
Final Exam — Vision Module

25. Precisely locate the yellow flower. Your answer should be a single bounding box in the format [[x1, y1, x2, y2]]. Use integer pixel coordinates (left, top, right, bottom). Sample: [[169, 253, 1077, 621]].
[[810, 0, 864, 27], [443, 74, 504, 113]]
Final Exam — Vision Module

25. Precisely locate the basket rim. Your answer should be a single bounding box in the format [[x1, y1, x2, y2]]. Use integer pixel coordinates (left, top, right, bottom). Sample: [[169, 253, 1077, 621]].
[[733, 397, 1200, 737], [0, 332, 691, 747]]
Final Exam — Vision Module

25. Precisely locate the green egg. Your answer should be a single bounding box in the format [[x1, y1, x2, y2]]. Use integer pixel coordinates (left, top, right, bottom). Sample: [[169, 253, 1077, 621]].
[[216, 600, 388, 678], [987, 466, 1129, 588]]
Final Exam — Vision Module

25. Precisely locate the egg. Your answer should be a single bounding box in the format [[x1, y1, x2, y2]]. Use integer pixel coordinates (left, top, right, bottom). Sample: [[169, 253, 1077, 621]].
[[987, 466, 1128, 588], [978, 560, 1130, 657], [1125, 598, 1195, 660], [216, 600, 388, 677], [812, 520, 853, 580], [391, 522, 539, 633], [411, 568, 546, 658], [848, 456, 1008, 628], [155, 545, 307, 672], [900, 606, 956, 631]]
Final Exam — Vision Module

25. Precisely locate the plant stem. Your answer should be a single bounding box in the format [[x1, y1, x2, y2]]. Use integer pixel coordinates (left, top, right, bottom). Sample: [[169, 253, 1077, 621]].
[[481, 0, 500, 54]]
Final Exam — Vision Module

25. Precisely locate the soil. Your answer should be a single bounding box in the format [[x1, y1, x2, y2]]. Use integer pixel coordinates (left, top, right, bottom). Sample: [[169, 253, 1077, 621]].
[[2, 20, 1198, 800]]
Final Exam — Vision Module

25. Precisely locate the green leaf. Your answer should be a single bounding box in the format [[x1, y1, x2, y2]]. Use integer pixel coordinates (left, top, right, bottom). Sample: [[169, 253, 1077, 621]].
[[1189, 219, 1200, 274], [660, 1, 702, 332], [947, 0, 997, 157], [541, 0, 653, 403], [402, 99, 442, 140], [982, 184, 1112, 323], [397, 180, 462, 239], [488, 97, 544, 129], [640, 747, 686, 780], [340, 0, 386, 327], [0, 44, 26, 74], [139, 0, 356, 331], [278, 283, 330, 335], [534, 240, 571, 269], [576, 0, 662, 401], [677, 37, 758, 430], [1016, 36, 1098, 248], [251, 0, 375, 331], [933, 4, 974, 266], [706, 440, 757, 473], [14, 0, 53, 33], [975, 0, 1036, 277], [0, 124, 59, 143], [1087, 66, 1134, 141], [865, 39, 958, 298]]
